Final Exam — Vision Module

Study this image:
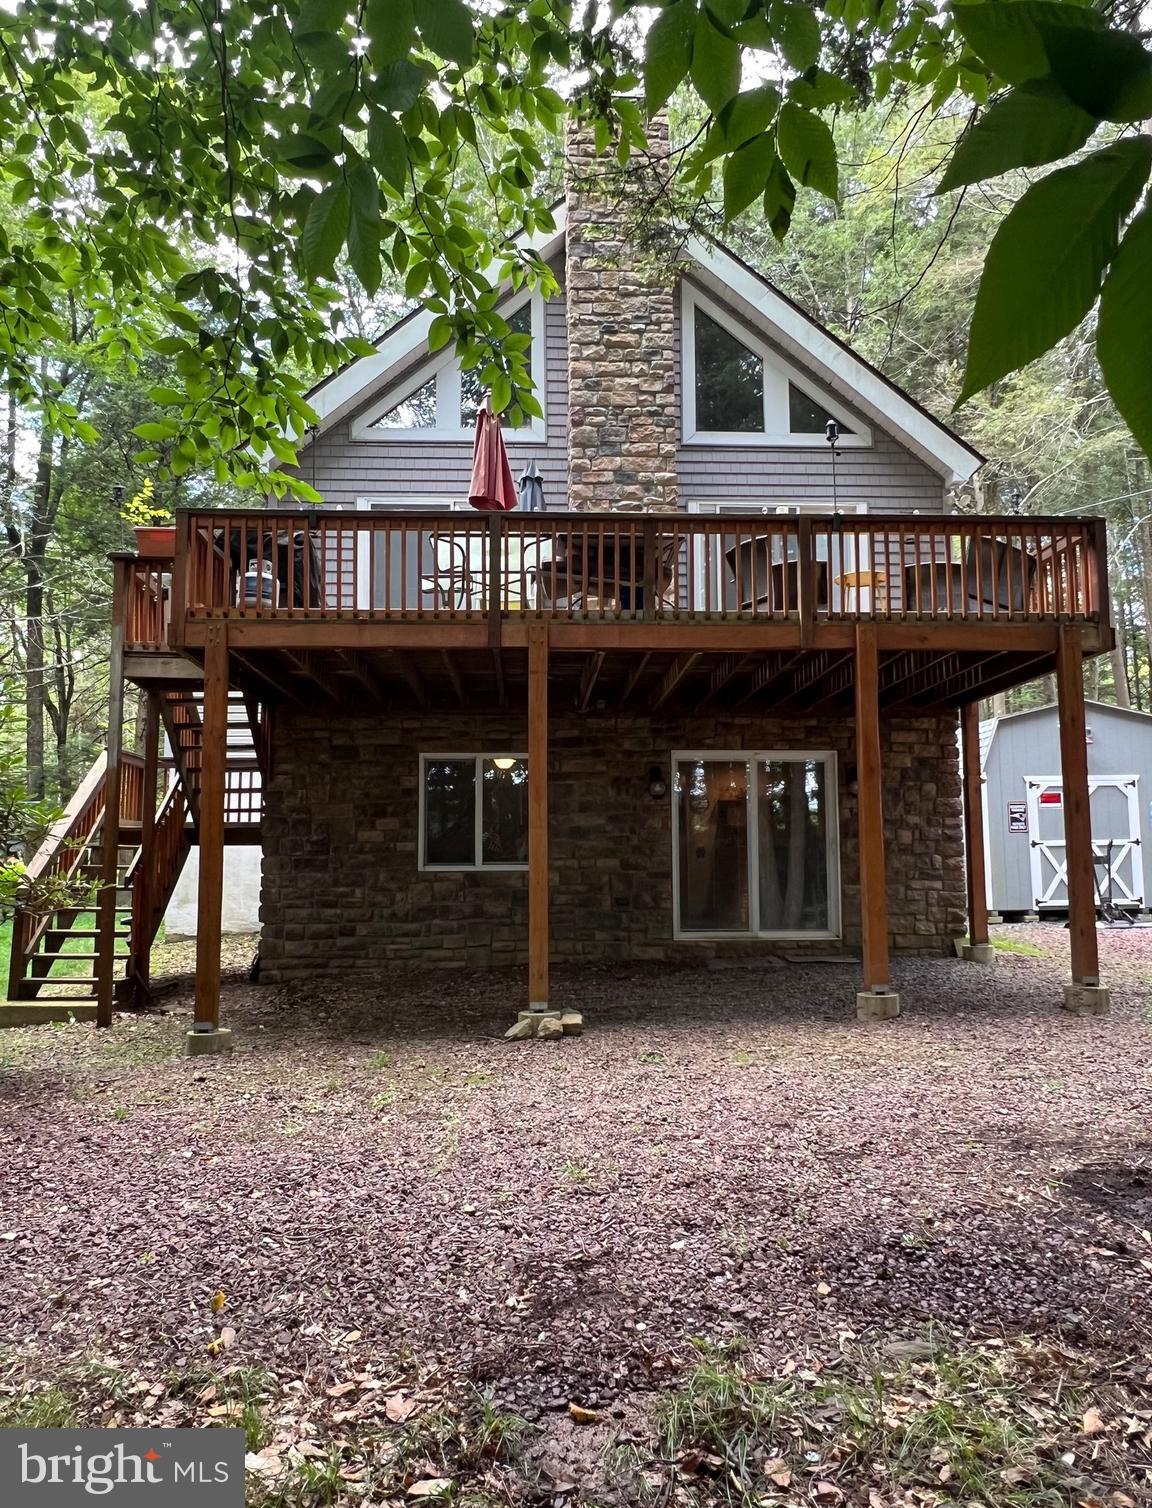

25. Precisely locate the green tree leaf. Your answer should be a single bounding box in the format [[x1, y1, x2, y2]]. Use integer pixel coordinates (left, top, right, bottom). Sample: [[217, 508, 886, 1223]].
[[415, 0, 474, 67], [938, 81, 1097, 193], [347, 213, 381, 294], [1097, 202, 1152, 458], [723, 132, 776, 218], [776, 102, 838, 200], [706, 84, 780, 160], [951, 0, 1105, 86], [294, 0, 349, 40], [365, 0, 415, 67], [772, 2, 821, 72], [367, 108, 408, 191], [645, 0, 697, 113], [763, 155, 796, 240], [371, 59, 426, 111], [958, 137, 1152, 404], [692, 8, 741, 113], [1040, 25, 1152, 124], [301, 180, 351, 279]]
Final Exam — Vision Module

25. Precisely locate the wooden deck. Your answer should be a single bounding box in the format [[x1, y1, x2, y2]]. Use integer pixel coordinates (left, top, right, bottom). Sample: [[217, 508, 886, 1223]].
[[77, 505, 1115, 1033], [117, 509, 1111, 714]]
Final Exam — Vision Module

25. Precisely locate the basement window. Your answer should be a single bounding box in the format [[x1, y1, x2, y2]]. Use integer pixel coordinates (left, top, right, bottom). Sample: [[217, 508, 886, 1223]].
[[420, 754, 529, 870]]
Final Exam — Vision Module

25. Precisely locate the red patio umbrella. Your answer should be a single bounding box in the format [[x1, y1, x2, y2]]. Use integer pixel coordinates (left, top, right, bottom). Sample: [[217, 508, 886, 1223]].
[[468, 402, 518, 511]]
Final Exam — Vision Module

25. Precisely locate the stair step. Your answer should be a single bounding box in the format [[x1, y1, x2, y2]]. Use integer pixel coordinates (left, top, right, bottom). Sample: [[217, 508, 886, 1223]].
[[46, 922, 128, 934]]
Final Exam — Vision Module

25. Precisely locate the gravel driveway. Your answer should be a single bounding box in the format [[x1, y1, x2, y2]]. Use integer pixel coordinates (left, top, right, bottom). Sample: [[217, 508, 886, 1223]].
[[2, 923, 1150, 1410]]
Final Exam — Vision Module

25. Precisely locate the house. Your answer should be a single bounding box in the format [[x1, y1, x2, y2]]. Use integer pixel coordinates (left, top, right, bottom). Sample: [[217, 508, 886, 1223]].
[[978, 700, 1152, 918], [5, 122, 1116, 1043]]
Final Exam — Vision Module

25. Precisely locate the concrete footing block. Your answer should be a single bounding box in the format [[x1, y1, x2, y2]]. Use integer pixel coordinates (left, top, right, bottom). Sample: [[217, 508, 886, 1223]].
[[184, 1027, 234, 1056], [856, 991, 901, 1022], [0, 1001, 98, 1027], [962, 943, 997, 965], [1062, 984, 1110, 1017], [507, 1009, 584, 1040]]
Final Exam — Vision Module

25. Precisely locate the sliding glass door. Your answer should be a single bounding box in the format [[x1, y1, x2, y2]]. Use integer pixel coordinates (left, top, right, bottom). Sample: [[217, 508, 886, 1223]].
[[673, 751, 839, 938]]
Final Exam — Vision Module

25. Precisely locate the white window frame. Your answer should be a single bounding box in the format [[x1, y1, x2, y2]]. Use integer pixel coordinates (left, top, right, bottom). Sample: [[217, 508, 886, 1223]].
[[684, 500, 870, 613], [350, 292, 547, 442], [682, 283, 871, 449], [670, 749, 841, 941], [419, 753, 530, 872]]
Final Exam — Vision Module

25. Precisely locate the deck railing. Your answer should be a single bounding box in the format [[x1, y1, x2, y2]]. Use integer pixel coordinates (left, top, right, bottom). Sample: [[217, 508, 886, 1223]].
[[157, 509, 1107, 634]]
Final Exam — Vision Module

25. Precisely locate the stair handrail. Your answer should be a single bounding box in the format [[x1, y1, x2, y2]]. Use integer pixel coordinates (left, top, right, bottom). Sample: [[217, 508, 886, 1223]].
[[8, 750, 147, 999], [22, 752, 108, 884], [126, 779, 190, 993]]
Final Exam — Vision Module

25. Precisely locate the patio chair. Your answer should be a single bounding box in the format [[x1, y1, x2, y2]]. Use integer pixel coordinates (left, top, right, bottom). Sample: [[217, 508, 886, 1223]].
[[903, 535, 1038, 617], [421, 533, 480, 611]]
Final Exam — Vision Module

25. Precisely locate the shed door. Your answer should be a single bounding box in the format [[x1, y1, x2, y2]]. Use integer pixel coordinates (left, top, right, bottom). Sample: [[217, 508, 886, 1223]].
[[1025, 775, 1142, 909]]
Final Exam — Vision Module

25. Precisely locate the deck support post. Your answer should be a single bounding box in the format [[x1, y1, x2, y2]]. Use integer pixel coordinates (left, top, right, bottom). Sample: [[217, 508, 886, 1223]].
[[959, 701, 994, 964], [95, 563, 127, 1028], [189, 624, 233, 1053], [132, 690, 162, 1001], [854, 624, 899, 1020], [1056, 625, 1109, 1015], [527, 622, 550, 1013]]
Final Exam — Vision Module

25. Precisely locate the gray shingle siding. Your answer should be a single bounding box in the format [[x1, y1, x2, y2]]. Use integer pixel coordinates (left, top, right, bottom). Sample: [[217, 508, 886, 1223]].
[[289, 260, 947, 515]]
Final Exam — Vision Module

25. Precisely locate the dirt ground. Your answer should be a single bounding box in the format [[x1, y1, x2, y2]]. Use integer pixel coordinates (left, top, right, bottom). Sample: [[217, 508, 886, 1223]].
[[2, 923, 1150, 1399]]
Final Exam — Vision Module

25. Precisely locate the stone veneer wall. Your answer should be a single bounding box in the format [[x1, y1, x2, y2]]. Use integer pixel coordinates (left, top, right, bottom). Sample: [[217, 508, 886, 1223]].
[[258, 710, 965, 980], [564, 115, 679, 511]]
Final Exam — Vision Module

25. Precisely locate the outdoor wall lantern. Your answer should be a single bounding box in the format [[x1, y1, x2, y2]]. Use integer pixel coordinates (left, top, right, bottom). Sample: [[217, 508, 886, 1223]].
[[647, 765, 668, 800]]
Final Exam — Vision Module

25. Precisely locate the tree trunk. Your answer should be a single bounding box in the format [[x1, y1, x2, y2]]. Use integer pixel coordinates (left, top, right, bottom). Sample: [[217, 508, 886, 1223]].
[[24, 559, 45, 799], [1137, 515, 1152, 702]]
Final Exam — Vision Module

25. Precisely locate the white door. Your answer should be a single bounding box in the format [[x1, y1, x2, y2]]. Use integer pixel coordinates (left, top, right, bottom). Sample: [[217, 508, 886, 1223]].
[[1025, 775, 1142, 910]]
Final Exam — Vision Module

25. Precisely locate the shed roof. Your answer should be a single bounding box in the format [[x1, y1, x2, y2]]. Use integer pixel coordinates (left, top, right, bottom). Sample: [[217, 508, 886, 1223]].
[[979, 700, 1152, 770]]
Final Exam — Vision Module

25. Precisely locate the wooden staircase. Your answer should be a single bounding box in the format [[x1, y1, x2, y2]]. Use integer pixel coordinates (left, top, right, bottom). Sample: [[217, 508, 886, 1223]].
[[6, 687, 262, 1009]]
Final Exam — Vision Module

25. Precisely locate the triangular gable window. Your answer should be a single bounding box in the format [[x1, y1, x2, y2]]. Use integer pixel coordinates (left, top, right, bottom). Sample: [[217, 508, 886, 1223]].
[[683, 284, 869, 448], [695, 311, 763, 433], [788, 384, 854, 437], [373, 377, 438, 431], [355, 296, 545, 442]]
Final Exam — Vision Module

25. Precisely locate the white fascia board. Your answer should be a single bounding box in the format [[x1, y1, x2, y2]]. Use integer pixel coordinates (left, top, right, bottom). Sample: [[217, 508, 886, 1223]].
[[685, 234, 982, 485], [307, 211, 568, 435]]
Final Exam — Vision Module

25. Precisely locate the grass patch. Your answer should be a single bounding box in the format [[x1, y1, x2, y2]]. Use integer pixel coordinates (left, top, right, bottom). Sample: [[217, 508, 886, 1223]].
[[0, 1382, 78, 1429], [622, 1335, 1131, 1507], [250, 1389, 532, 1508], [992, 936, 1046, 958]]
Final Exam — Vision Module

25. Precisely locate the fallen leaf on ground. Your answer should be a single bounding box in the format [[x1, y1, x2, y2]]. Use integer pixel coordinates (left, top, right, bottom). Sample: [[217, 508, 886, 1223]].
[[386, 1394, 417, 1423], [326, 1381, 357, 1398], [407, 1480, 452, 1498], [1082, 1407, 1106, 1436], [210, 1290, 226, 1312], [568, 1403, 598, 1424]]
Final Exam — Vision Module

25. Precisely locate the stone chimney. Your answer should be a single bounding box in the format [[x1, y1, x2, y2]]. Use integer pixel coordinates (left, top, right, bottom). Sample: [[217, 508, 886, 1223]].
[[564, 114, 679, 512]]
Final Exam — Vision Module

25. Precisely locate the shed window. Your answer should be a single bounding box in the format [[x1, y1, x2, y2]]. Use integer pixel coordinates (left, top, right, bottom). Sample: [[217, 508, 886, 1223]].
[[421, 755, 528, 869]]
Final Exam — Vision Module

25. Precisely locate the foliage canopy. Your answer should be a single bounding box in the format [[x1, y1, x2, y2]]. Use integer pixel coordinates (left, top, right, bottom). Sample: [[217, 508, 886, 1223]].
[[1, 0, 1151, 484]]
